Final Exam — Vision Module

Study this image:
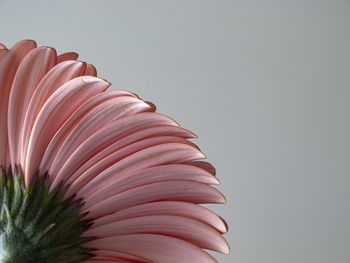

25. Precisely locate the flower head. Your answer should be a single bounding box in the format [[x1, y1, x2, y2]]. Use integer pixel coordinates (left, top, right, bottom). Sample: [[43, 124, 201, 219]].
[[0, 40, 228, 262]]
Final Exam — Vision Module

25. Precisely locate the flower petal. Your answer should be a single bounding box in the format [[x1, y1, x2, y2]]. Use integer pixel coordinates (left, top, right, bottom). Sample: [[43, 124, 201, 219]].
[[49, 96, 153, 185], [65, 125, 196, 190], [8, 46, 57, 167], [77, 142, 205, 199], [83, 260, 127, 263], [185, 161, 217, 176], [67, 138, 201, 199], [24, 76, 110, 185], [57, 52, 79, 63], [40, 90, 135, 175], [0, 48, 8, 63], [83, 163, 218, 207], [20, 60, 87, 166], [85, 234, 218, 263], [82, 180, 225, 219], [0, 40, 36, 169], [50, 112, 179, 190], [83, 215, 229, 254], [90, 250, 152, 263], [92, 201, 227, 233], [85, 64, 97, 76]]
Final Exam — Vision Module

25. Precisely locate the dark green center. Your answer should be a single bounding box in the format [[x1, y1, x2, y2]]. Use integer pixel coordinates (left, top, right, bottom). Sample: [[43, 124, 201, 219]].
[[0, 167, 93, 263]]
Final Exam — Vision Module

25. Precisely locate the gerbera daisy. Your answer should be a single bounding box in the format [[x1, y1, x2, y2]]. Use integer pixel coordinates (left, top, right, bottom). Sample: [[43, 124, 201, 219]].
[[0, 40, 229, 263]]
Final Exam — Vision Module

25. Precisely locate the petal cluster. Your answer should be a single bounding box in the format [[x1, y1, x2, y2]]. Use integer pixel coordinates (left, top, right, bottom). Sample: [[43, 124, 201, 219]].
[[0, 40, 228, 262]]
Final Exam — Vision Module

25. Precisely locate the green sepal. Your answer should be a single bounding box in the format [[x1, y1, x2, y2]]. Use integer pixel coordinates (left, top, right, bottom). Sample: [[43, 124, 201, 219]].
[[0, 167, 94, 263]]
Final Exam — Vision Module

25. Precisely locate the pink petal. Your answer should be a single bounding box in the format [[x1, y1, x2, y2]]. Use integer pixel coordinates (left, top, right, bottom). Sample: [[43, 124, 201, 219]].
[[8, 46, 56, 167], [67, 138, 201, 198], [77, 142, 205, 200], [83, 260, 127, 263], [40, 90, 135, 175], [185, 161, 217, 176], [0, 43, 6, 49], [57, 52, 79, 63], [81, 161, 218, 207], [0, 40, 36, 169], [24, 76, 110, 185], [85, 64, 97, 76], [84, 234, 218, 263], [65, 125, 195, 189], [83, 260, 128, 263], [92, 201, 227, 233], [0, 49, 8, 63], [49, 96, 153, 185], [50, 112, 179, 190], [20, 60, 87, 166], [82, 181, 225, 219], [91, 250, 152, 263], [83, 215, 229, 254]]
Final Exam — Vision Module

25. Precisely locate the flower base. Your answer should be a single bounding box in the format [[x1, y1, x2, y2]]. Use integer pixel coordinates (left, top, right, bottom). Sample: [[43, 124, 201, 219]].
[[0, 167, 93, 263]]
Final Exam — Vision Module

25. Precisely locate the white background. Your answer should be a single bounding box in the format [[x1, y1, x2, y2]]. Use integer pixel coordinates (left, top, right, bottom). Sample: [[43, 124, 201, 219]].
[[1, 1, 350, 262]]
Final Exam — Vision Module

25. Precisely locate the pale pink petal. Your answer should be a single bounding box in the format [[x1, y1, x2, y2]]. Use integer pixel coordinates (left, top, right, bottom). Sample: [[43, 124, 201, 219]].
[[83, 260, 127, 263], [0, 49, 7, 63], [81, 160, 217, 207], [8, 46, 56, 167], [24, 76, 110, 185], [0, 40, 36, 169], [91, 250, 152, 263], [82, 181, 225, 219], [83, 260, 129, 263], [0, 43, 6, 49], [85, 64, 97, 76], [92, 201, 227, 233], [49, 96, 153, 184], [65, 125, 195, 188], [85, 234, 218, 263], [77, 142, 205, 199], [67, 138, 201, 198], [40, 90, 136, 174], [185, 161, 217, 176], [20, 60, 87, 166], [83, 215, 229, 254], [50, 113, 179, 190], [57, 52, 79, 63], [144, 101, 157, 112]]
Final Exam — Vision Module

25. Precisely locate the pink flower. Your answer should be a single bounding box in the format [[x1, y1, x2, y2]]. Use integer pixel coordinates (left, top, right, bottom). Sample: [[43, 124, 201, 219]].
[[0, 40, 229, 263]]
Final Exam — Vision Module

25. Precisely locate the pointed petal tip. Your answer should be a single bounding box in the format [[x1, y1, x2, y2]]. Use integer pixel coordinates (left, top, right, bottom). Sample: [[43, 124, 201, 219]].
[[211, 188, 227, 204], [222, 242, 230, 255], [211, 176, 220, 185], [81, 75, 111, 87], [181, 128, 197, 139], [145, 101, 157, 111], [198, 150, 207, 159], [190, 131, 199, 138], [220, 216, 229, 233], [220, 193, 227, 204]]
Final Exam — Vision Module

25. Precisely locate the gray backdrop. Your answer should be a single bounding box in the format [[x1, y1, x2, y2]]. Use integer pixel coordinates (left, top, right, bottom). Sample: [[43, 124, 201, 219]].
[[0, 1, 349, 262]]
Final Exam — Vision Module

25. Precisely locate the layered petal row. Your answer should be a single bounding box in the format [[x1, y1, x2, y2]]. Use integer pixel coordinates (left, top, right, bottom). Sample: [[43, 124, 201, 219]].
[[0, 40, 228, 263]]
